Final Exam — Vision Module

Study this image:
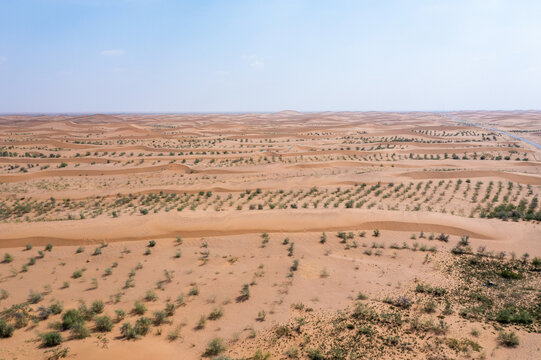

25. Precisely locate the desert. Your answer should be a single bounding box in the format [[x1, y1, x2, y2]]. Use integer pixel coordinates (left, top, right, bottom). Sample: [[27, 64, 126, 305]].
[[0, 111, 539, 359]]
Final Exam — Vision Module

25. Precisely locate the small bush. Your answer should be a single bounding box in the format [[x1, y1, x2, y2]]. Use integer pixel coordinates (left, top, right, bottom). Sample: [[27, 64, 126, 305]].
[[357, 292, 368, 300], [153, 310, 168, 325], [306, 349, 325, 360], [203, 337, 226, 357], [70, 322, 90, 339], [49, 301, 63, 315], [134, 317, 152, 336], [94, 315, 113, 332], [28, 290, 43, 304], [3, 253, 13, 263], [144, 290, 158, 302], [498, 331, 519, 347], [208, 306, 224, 320], [90, 300, 105, 314], [115, 309, 126, 322], [0, 319, 14, 338], [61, 309, 84, 330], [133, 301, 146, 315], [41, 331, 62, 347]]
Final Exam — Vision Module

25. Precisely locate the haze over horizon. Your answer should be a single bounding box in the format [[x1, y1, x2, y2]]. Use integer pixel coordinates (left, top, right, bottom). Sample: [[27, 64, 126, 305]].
[[1, 0, 540, 113]]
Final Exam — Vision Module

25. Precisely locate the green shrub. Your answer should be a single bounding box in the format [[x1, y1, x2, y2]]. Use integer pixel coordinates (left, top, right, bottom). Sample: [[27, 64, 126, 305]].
[[115, 309, 126, 322], [134, 317, 151, 336], [499, 269, 523, 280], [3, 253, 13, 263], [70, 322, 90, 339], [133, 301, 146, 315], [120, 317, 151, 339], [49, 301, 63, 315], [306, 349, 325, 360], [94, 315, 113, 332], [496, 306, 533, 324], [0, 319, 14, 338], [144, 290, 157, 302], [61, 309, 84, 330], [498, 331, 519, 347], [208, 306, 224, 320], [153, 311, 168, 325], [90, 300, 105, 314], [120, 322, 137, 339], [41, 331, 62, 347], [203, 337, 226, 357], [28, 290, 43, 304]]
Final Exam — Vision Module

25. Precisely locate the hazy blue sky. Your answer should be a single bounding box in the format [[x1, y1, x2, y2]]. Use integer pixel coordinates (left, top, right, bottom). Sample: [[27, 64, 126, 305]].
[[0, 0, 540, 113]]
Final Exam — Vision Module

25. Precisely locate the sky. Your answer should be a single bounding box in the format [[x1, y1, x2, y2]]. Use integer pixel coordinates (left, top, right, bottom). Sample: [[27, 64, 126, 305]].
[[0, 0, 540, 113]]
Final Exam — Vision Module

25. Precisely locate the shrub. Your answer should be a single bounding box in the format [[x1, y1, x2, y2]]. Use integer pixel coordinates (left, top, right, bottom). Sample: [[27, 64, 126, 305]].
[[290, 259, 299, 271], [45, 244, 53, 252], [496, 306, 533, 324], [208, 306, 224, 320], [165, 302, 175, 316], [306, 349, 325, 360], [133, 301, 146, 315], [256, 310, 266, 322], [115, 309, 126, 322], [252, 349, 272, 360], [238, 284, 250, 302], [196, 315, 206, 329], [94, 315, 113, 332], [61, 309, 84, 330], [120, 322, 137, 339], [49, 301, 63, 315], [499, 269, 523, 280], [189, 285, 199, 296], [3, 253, 13, 263], [90, 300, 105, 314], [70, 322, 90, 339], [144, 290, 157, 302], [72, 269, 83, 279], [153, 310, 168, 325], [168, 325, 181, 341], [203, 337, 226, 357], [372, 229, 380, 237], [0, 288, 9, 300], [134, 317, 151, 336], [41, 331, 62, 347], [0, 319, 14, 338], [28, 290, 43, 304], [148, 240, 156, 247], [357, 292, 368, 300], [498, 331, 519, 347]]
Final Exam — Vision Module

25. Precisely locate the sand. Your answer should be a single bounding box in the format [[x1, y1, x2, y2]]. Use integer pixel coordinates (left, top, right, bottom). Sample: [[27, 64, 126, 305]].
[[0, 111, 540, 359]]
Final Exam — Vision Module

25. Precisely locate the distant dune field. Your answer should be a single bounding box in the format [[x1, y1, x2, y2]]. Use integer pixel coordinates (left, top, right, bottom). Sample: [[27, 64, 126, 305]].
[[0, 111, 540, 359]]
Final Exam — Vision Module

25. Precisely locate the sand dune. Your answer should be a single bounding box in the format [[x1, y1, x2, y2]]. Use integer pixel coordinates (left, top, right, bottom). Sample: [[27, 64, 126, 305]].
[[401, 170, 541, 184]]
